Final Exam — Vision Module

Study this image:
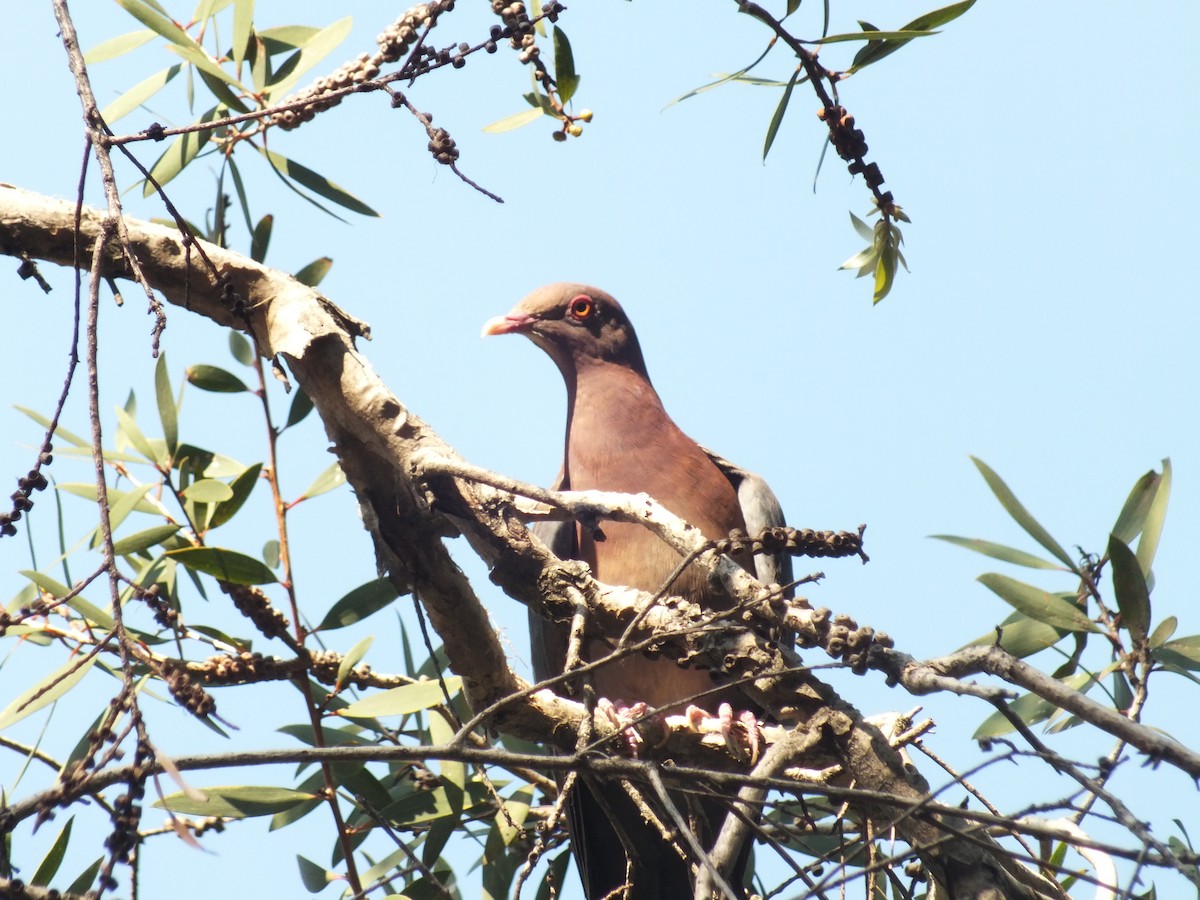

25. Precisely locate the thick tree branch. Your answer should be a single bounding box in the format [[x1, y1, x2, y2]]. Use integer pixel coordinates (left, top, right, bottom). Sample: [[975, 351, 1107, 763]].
[[0, 186, 1066, 898]]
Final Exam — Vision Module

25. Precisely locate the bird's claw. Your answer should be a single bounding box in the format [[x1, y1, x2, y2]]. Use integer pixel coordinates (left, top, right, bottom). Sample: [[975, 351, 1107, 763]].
[[598, 698, 651, 758], [684, 702, 763, 764]]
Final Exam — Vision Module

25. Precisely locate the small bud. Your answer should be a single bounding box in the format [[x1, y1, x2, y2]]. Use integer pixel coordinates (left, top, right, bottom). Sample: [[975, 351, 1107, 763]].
[[567, 123, 583, 137], [578, 108, 594, 123]]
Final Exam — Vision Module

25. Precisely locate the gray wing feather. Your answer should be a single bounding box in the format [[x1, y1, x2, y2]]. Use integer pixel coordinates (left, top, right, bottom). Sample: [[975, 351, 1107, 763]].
[[702, 447, 794, 594]]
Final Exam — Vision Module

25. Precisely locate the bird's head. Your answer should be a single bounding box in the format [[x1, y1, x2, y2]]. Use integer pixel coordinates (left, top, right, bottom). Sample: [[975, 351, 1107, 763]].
[[482, 283, 649, 378]]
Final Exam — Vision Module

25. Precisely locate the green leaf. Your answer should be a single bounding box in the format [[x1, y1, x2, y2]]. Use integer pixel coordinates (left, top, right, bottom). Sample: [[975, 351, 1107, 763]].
[[85, 29, 156, 63], [977, 573, 1099, 633], [970, 458, 1077, 570], [552, 27, 578, 104], [228, 330, 256, 366], [143, 107, 218, 195], [155, 353, 178, 457], [258, 147, 378, 216], [1136, 458, 1171, 576], [483, 107, 546, 134], [1157, 635, 1200, 670], [209, 463, 262, 529], [155, 785, 318, 817], [1107, 533, 1151, 642], [1112, 468, 1161, 544], [65, 859, 103, 897], [261, 16, 352, 99], [903, 0, 977, 31], [297, 461, 345, 501], [186, 364, 250, 393], [114, 406, 163, 466], [31, 816, 74, 886], [14, 406, 88, 447], [339, 678, 462, 719], [262, 539, 280, 569], [961, 611, 1064, 658], [249, 214, 273, 264], [57, 482, 156, 513], [167, 546, 277, 584], [379, 785, 459, 828], [973, 672, 1093, 739], [930, 535, 1064, 570], [232, 0, 254, 69], [763, 67, 801, 161], [1149, 615, 1177, 649], [293, 257, 332, 287], [284, 388, 314, 429], [0, 656, 97, 732], [112, 525, 181, 556], [336, 636, 374, 689], [100, 64, 182, 123], [818, 28, 941, 44], [316, 577, 400, 631], [183, 478, 235, 504], [664, 41, 778, 108], [297, 855, 335, 893]]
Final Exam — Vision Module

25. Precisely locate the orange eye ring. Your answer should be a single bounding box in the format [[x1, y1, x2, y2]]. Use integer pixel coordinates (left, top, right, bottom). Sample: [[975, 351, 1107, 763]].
[[567, 295, 594, 321]]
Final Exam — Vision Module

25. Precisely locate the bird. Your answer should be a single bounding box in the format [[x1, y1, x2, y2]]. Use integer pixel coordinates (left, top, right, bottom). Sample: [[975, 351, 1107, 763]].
[[483, 282, 791, 899]]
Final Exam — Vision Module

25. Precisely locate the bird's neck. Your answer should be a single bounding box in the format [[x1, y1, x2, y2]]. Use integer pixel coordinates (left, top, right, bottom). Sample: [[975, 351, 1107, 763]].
[[563, 360, 672, 488]]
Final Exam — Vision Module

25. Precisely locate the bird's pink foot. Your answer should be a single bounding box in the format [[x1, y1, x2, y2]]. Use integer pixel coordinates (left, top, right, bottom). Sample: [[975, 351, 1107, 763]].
[[597, 698, 651, 757], [684, 702, 763, 763]]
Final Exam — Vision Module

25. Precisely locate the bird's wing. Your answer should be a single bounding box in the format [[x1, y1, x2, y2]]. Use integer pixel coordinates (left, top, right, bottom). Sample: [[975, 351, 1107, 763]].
[[702, 446, 794, 595]]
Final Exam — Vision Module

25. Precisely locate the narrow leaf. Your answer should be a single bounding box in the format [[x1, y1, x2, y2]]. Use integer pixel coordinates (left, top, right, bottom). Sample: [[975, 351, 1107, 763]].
[[930, 535, 1063, 570], [763, 68, 801, 161], [297, 461, 345, 501], [293, 257, 332, 287], [208, 462, 262, 529], [971, 457, 1077, 570], [1107, 533, 1151, 642], [0, 656, 97, 732], [167, 546, 277, 584], [143, 111, 216, 195], [284, 388, 314, 429], [258, 147, 378, 216], [483, 107, 546, 134], [261, 16, 352, 98], [249, 214, 273, 264], [978, 573, 1098, 633], [232, 0, 254, 70], [65, 858, 103, 896], [552, 27, 577, 104], [339, 678, 462, 719], [14, 406, 87, 447], [100, 64, 182, 123], [114, 406, 163, 466], [186, 364, 250, 393], [960, 611, 1064, 658], [85, 29, 156, 63], [316, 577, 400, 631], [112, 525, 181, 556], [31, 817, 74, 886], [155, 785, 317, 817], [1149, 615, 1177, 649], [336, 636, 374, 689], [1112, 468, 1160, 545], [1136, 458, 1171, 575], [155, 353, 178, 457]]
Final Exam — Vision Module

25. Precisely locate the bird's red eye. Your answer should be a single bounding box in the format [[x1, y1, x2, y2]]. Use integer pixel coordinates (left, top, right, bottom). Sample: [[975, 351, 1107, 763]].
[[567, 295, 594, 321]]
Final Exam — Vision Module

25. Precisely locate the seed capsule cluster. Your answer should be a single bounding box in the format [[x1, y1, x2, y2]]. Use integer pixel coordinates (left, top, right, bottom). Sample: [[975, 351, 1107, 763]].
[[270, 1, 454, 130], [0, 444, 52, 538]]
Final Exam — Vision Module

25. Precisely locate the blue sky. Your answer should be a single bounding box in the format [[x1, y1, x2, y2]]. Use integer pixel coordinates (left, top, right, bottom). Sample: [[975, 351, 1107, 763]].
[[3, 1, 1199, 897]]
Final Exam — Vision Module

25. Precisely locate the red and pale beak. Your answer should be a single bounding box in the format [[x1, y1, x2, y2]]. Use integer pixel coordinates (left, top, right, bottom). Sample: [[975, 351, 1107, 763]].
[[480, 311, 536, 337]]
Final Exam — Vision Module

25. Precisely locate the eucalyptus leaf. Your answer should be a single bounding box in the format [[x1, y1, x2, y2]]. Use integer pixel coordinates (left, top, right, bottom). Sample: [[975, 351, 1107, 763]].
[[187, 364, 250, 393], [0, 656, 97, 732], [317, 578, 400, 631], [155, 785, 318, 817], [297, 461, 345, 501], [931, 535, 1063, 570], [339, 678, 462, 719], [167, 546, 277, 585], [978, 573, 1098, 633], [1107, 533, 1151, 642], [970, 458, 1077, 571], [482, 107, 546, 134]]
